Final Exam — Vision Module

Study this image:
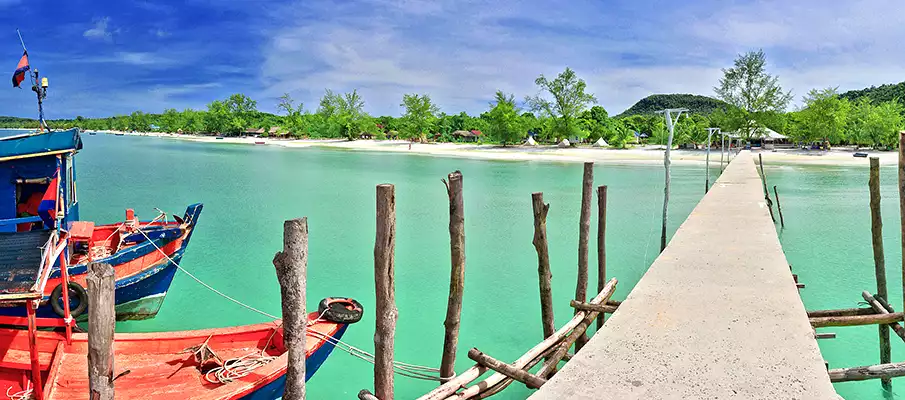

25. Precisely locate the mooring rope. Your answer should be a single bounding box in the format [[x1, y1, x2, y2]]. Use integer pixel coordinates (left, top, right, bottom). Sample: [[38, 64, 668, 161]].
[[5, 382, 31, 400], [136, 227, 448, 381]]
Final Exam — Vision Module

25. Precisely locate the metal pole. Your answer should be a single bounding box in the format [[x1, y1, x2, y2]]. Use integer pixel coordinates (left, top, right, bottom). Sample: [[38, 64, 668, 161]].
[[16, 29, 27, 53]]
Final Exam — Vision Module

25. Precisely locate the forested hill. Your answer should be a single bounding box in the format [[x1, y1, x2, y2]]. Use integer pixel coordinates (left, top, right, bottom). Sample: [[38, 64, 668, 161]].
[[0, 116, 36, 125], [617, 94, 729, 117], [840, 81, 905, 104]]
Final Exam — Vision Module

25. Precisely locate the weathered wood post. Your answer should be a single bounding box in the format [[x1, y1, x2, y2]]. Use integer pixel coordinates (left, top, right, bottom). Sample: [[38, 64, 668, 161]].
[[575, 162, 593, 351], [273, 218, 308, 400], [773, 186, 785, 228], [87, 262, 115, 400], [374, 184, 398, 400], [661, 119, 676, 252], [899, 131, 905, 317], [758, 153, 776, 223], [720, 132, 726, 173], [869, 157, 892, 391], [531, 192, 555, 349], [440, 171, 465, 381], [596, 185, 607, 330]]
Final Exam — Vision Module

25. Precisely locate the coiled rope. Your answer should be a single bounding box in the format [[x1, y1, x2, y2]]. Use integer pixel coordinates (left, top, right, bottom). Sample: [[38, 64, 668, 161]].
[[136, 225, 448, 381]]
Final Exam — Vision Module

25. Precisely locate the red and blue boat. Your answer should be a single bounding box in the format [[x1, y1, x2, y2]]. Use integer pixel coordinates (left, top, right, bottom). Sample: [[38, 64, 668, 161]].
[[0, 128, 202, 324]]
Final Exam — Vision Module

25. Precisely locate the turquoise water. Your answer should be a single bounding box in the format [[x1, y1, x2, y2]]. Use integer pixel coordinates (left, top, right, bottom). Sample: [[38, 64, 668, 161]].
[[67, 133, 711, 398], [768, 162, 905, 400]]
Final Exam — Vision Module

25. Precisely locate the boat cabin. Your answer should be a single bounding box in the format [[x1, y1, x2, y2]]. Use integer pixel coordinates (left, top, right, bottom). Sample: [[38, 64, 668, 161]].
[[0, 129, 81, 234]]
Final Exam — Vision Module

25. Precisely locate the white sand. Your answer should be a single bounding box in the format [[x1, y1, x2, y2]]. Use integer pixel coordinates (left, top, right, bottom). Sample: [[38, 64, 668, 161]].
[[97, 131, 891, 167]]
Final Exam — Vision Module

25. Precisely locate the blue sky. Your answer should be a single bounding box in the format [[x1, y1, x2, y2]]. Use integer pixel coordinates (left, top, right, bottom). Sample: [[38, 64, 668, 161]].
[[0, 0, 903, 119]]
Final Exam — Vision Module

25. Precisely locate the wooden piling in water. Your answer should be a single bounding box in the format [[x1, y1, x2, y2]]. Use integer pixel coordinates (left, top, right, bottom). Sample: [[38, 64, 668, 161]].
[[273, 218, 309, 400], [758, 154, 776, 223], [596, 185, 607, 331], [899, 131, 905, 318], [374, 184, 398, 400], [532, 193, 555, 342], [868, 156, 892, 390], [440, 171, 466, 381], [661, 128, 676, 252], [575, 162, 593, 351], [87, 262, 115, 400], [773, 186, 785, 227]]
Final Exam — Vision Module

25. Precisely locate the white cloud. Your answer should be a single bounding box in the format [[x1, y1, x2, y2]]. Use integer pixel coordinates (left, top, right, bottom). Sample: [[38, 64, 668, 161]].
[[83, 17, 113, 42], [154, 29, 170, 38]]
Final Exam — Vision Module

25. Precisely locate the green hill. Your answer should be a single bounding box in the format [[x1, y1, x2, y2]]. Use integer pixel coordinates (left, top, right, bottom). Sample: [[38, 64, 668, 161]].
[[617, 94, 730, 117], [840, 81, 905, 104]]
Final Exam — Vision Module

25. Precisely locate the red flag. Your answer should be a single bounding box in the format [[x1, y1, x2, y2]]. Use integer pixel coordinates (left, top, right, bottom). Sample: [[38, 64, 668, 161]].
[[12, 51, 28, 88], [37, 177, 58, 228]]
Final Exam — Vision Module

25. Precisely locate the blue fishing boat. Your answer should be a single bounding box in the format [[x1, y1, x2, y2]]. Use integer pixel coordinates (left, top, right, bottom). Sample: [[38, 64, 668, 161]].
[[0, 128, 203, 325]]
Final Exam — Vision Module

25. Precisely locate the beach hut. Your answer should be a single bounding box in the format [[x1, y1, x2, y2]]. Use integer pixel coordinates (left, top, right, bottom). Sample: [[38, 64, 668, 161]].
[[244, 128, 265, 137], [558, 138, 571, 148], [452, 130, 480, 142], [594, 138, 608, 147], [524, 136, 537, 146]]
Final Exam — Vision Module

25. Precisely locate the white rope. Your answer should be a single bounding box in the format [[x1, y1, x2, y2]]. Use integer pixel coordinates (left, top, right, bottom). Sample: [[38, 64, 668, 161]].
[[135, 227, 449, 381], [5, 382, 31, 400]]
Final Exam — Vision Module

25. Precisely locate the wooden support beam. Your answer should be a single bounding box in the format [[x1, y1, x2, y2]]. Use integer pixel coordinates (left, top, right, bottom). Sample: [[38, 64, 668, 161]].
[[87, 262, 115, 400], [596, 185, 607, 331], [807, 308, 875, 318], [358, 390, 380, 400], [374, 184, 397, 400], [773, 185, 785, 227], [810, 312, 905, 328], [575, 162, 593, 351], [758, 153, 776, 223], [862, 291, 905, 342], [816, 333, 837, 340], [440, 171, 466, 381], [536, 279, 618, 378], [467, 348, 547, 389], [273, 218, 308, 400], [829, 361, 905, 382], [570, 300, 618, 314], [531, 193, 555, 359]]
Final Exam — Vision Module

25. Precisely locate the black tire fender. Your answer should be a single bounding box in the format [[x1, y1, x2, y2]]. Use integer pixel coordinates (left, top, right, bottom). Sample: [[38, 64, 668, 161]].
[[50, 282, 89, 318], [318, 297, 364, 324]]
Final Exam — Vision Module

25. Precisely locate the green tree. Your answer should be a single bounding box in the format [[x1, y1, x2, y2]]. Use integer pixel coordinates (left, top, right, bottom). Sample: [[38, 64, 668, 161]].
[[485, 91, 525, 146], [400, 93, 439, 141], [159, 108, 183, 133], [849, 98, 904, 147], [798, 87, 851, 144], [317, 89, 368, 140], [278, 93, 307, 136], [714, 50, 792, 139], [128, 111, 151, 132], [527, 67, 597, 142]]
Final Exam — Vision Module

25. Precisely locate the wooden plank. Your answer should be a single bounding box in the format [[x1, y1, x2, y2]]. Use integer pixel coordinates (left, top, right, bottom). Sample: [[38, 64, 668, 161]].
[[810, 312, 905, 328], [273, 218, 308, 400], [440, 171, 466, 381], [87, 262, 115, 400], [467, 348, 547, 389], [807, 308, 875, 318], [576, 162, 593, 351], [374, 184, 397, 400]]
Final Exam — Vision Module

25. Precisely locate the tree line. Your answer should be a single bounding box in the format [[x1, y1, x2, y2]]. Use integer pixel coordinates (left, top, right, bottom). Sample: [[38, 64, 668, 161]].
[[3, 50, 904, 149]]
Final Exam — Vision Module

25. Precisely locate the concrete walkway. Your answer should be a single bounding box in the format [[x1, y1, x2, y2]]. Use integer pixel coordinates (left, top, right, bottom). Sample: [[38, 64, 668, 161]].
[[530, 151, 838, 399]]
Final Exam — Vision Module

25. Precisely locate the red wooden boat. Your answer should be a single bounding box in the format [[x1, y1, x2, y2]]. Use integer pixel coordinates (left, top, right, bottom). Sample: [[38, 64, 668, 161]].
[[0, 299, 362, 400]]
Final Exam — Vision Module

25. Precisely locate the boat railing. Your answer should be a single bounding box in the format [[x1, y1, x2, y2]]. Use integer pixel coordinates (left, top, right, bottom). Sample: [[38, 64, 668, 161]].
[[0, 215, 43, 227]]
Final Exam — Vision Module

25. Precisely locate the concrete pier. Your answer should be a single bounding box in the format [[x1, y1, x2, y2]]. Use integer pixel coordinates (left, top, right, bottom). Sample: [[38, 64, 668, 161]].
[[530, 151, 838, 399]]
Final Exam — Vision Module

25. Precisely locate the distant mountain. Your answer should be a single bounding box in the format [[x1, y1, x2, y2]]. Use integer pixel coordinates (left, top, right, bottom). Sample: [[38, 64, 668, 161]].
[[617, 94, 730, 117], [840, 81, 905, 104]]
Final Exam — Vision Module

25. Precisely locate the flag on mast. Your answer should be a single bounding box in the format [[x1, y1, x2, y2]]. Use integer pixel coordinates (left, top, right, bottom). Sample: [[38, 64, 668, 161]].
[[12, 51, 28, 87]]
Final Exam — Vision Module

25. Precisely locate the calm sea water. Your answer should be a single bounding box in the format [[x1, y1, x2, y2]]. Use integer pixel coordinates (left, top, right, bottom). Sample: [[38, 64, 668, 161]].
[[66, 133, 710, 399], [769, 162, 905, 400]]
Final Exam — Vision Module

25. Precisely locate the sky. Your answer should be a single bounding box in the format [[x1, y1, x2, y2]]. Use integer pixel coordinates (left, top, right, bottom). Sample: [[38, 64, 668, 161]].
[[0, 0, 903, 119]]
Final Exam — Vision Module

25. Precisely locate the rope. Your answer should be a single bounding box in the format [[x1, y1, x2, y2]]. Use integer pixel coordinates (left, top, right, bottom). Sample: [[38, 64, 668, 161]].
[[134, 227, 449, 381], [5, 382, 31, 400]]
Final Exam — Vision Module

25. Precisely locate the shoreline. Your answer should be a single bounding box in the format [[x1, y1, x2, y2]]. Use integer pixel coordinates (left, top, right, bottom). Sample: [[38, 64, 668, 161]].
[[90, 130, 893, 167]]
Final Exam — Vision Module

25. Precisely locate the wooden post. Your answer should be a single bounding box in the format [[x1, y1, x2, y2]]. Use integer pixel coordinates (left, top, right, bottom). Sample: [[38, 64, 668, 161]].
[[374, 184, 397, 400], [358, 390, 380, 400], [661, 125, 676, 252], [273, 218, 308, 400], [773, 186, 785, 228], [87, 262, 115, 400], [863, 292, 905, 342], [705, 131, 711, 193], [869, 156, 892, 390], [720, 132, 726, 173], [596, 185, 607, 331], [532, 193, 555, 341], [440, 171, 465, 381], [576, 162, 593, 351], [758, 153, 776, 223], [899, 131, 905, 317]]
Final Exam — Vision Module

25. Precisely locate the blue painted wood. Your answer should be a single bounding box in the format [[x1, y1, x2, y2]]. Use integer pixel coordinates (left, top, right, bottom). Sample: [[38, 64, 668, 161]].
[[0, 128, 81, 160], [0, 215, 43, 226]]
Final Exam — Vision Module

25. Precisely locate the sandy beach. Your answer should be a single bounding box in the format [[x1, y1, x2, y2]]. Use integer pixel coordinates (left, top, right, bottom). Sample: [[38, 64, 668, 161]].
[[97, 130, 893, 167]]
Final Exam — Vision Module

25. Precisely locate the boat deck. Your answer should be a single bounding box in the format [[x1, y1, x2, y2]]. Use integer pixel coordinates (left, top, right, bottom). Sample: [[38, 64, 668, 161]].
[[0, 230, 50, 297], [530, 151, 839, 399]]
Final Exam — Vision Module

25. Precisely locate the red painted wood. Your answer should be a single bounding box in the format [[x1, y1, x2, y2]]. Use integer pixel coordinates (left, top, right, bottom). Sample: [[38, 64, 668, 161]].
[[0, 313, 342, 399]]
